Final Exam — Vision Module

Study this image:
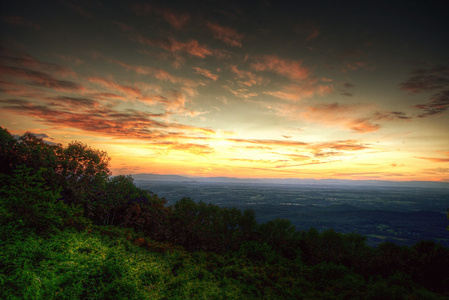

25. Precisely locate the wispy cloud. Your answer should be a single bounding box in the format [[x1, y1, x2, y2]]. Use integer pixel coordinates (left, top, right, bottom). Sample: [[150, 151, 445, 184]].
[[1, 48, 76, 77], [0, 65, 82, 92], [193, 67, 219, 81], [133, 3, 190, 30], [1, 15, 41, 30], [206, 21, 244, 47], [148, 142, 214, 155], [335, 49, 371, 73], [251, 55, 309, 81], [265, 83, 332, 102], [298, 103, 379, 133], [132, 34, 213, 58], [401, 64, 449, 117], [93, 52, 197, 90], [416, 156, 449, 163], [400, 65, 449, 93], [229, 65, 265, 87], [228, 138, 309, 148], [0, 98, 214, 146], [59, 0, 95, 19], [295, 22, 320, 41]]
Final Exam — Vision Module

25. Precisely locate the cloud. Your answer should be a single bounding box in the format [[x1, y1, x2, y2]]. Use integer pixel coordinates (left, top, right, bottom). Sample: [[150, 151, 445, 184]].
[[415, 156, 449, 163], [400, 65, 449, 93], [265, 83, 332, 102], [221, 137, 370, 168], [224, 86, 258, 99], [133, 3, 190, 30], [342, 61, 366, 73], [298, 103, 380, 133], [0, 98, 214, 145], [295, 22, 320, 42], [132, 34, 212, 58], [251, 55, 309, 81], [1, 15, 41, 30], [0, 65, 82, 91], [346, 119, 380, 133], [228, 138, 309, 148], [88, 77, 142, 98], [101, 54, 195, 86], [193, 67, 219, 81], [45, 96, 99, 108], [229, 65, 265, 87], [59, 0, 95, 19], [148, 142, 214, 155], [313, 139, 369, 153], [401, 65, 449, 117], [86, 75, 197, 113], [54, 54, 83, 66], [335, 49, 371, 73], [1, 47, 76, 77], [206, 21, 244, 47], [307, 28, 320, 41]]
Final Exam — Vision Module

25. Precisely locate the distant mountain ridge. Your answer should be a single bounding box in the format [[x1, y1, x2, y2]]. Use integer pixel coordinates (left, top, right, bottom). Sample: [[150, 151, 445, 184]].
[[131, 173, 449, 189]]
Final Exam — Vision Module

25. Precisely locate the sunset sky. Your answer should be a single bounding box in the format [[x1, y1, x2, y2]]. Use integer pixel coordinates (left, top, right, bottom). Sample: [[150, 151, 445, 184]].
[[1, 0, 448, 181]]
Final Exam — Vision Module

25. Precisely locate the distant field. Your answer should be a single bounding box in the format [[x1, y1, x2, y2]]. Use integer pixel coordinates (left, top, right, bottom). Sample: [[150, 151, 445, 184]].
[[135, 180, 449, 247]]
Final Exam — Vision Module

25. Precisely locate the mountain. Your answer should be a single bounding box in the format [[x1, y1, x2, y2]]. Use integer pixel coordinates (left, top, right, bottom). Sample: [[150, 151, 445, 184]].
[[131, 174, 195, 182], [130, 174, 449, 189]]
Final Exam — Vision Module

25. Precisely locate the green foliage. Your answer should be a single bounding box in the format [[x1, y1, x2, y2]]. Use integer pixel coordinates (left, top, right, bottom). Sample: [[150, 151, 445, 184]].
[[0, 229, 248, 299], [168, 197, 257, 252], [0, 166, 88, 236]]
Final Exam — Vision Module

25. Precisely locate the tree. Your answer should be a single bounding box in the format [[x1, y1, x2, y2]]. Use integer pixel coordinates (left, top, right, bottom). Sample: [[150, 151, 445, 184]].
[[0, 127, 112, 216], [57, 141, 111, 208], [0, 166, 86, 236]]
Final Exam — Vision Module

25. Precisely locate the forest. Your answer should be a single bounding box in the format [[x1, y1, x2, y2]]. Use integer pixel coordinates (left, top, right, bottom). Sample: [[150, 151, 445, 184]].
[[1, 126, 449, 299]]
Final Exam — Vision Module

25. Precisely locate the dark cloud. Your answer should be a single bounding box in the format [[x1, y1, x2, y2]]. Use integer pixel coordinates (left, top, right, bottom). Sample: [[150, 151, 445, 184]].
[[0, 65, 81, 91], [374, 111, 412, 121], [0, 48, 73, 75], [47, 96, 98, 107], [413, 90, 449, 117], [400, 65, 449, 93], [400, 74, 449, 93], [401, 65, 449, 117]]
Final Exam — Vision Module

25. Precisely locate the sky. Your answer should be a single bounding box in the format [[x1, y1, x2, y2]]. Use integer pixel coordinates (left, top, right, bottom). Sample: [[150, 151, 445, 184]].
[[1, 0, 448, 181]]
